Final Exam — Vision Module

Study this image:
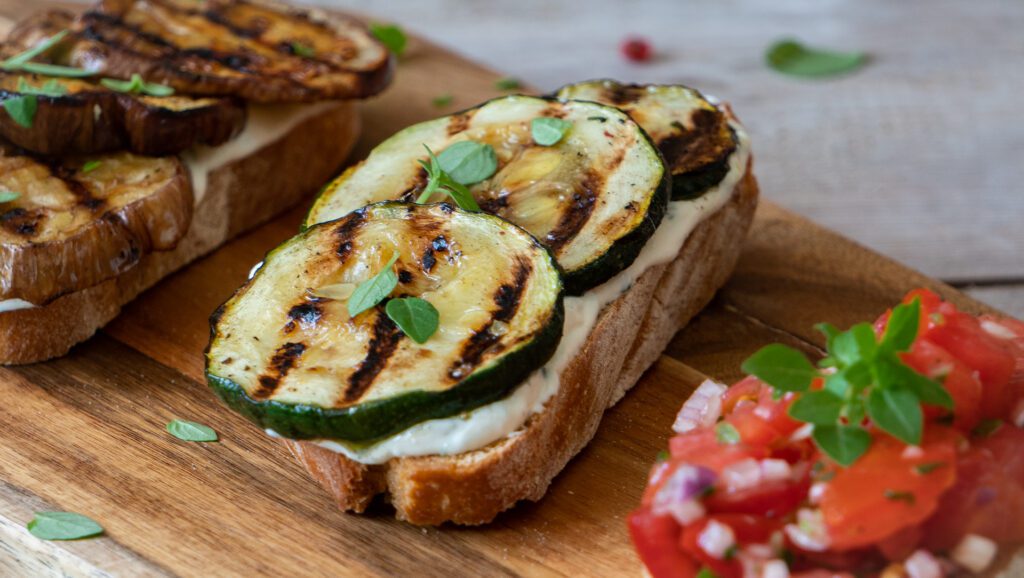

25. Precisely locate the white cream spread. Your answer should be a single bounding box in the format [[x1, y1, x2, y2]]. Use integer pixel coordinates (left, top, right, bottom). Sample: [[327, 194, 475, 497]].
[[270, 120, 752, 464], [182, 101, 342, 206], [0, 102, 338, 315], [0, 298, 36, 313]]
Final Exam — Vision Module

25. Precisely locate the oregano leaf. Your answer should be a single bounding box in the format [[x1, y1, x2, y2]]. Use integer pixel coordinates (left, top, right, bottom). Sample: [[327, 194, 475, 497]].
[[27, 511, 103, 541], [741, 344, 818, 392], [385, 297, 439, 344], [166, 419, 218, 442], [531, 117, 573, 146], [813, 424, 871, 466], [866, 387, 922, 445], [766, 39, 867, 78], [348, 253, 400, 317]]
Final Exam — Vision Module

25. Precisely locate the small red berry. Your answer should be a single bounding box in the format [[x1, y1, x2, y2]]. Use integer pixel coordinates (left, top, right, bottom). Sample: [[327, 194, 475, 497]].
[[621, 37, 653, 63]]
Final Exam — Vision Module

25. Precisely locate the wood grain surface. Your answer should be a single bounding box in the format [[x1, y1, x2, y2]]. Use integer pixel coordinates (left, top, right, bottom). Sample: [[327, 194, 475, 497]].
[[0, 3, 1016, 577]]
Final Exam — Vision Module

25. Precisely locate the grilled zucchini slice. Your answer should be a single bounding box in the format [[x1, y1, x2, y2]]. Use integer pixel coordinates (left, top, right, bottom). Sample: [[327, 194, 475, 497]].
[[555, 80, 736, 200], [306, 95, 669, 295], [207, 202, 564, 443], [0, 147, 191, 304]]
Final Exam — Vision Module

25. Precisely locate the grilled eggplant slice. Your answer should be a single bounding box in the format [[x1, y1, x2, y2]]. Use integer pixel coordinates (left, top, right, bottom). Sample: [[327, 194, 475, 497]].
[[0, 146, 192, 304], [207, 202, 564, 443], [555, 80, 736, 200], [306, 95, 669, 295], [0, 10, 245, 155], [64, 0, 393, 103]]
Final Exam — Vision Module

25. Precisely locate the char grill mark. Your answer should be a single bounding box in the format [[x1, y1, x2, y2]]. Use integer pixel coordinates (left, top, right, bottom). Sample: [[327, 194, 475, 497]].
[[657, 109, 735, 175], [0, 208, 42, 237], [253, 342, 306, 399], [283, 301, 322, 333], [343, 312, 404, 403], [603, 83, 643, 106], [543, 170, 601, 252], [333, 209, 366, 261], [447, 257, 532, 380]]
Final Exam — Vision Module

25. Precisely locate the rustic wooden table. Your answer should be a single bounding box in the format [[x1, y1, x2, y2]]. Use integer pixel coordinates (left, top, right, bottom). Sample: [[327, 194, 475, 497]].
[[308, 0, 1024, 318]]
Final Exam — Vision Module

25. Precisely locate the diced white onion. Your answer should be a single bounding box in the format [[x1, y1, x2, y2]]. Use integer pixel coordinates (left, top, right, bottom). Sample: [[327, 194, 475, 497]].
[[808, 482, 827, 505], [951, 533, 997, 573], [761, 459, 792, 482], [651, 464, 716, 525], [698, 520, 736, 560], [722, 459, 793, 492], [784, 509, 830, 552], [982, 319, 1018, 340], [761, 559, 790, 578], [902, 445, 925, 460], [673, 379, 727, 433], [789, 423, 813, 441], [905, 549, 942, 578]]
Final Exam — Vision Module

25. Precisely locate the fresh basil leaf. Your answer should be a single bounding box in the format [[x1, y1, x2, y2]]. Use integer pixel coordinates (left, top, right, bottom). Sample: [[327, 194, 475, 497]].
[[831, 323, 877, 367], [813, 423, 871, 466], [166, 419, 218, 442], [875, 356, 953, 409], [18, 62, 93, 78], [17, 77, 68, 97], [437, 141, 498, 185], [101, 74, 174, 97], [27, 511, 103, 541], [881, 298, 921, 353], [348, 253, 400, 317], [370, 23, 407, 57], [4, 94, 37, 128], [385, 297, 439, 344], [494, 77, 521, 91], [814, 322, 840, 347], [2, 31, 68, 68], [824, 361, 871, 398], [531, 117, 573, 146], [765, 39, 866, 78], [741, 344, 818, 392], [291, 42, 315, 58], [439, 175, 481, 211], [715, 422, 740, 445], [432, 93, 453, 108], [81, 160, 102, 174], [788, 390, 843, 425], [0, 190, 19, 203], [866, 387, 922, 445]]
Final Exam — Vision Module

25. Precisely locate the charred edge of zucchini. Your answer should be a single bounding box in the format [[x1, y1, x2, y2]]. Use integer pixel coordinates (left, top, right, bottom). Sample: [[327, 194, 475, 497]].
[[207, 297, 563, 444], [561, 139, 671, 296]]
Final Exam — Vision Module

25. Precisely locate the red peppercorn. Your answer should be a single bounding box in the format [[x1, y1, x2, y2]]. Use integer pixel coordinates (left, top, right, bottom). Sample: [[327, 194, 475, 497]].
[[621, 37, 653, 63]]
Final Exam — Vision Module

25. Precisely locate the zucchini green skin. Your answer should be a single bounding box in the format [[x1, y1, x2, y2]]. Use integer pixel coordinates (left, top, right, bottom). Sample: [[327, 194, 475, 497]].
[[206, 202, 565, 443], [303, 95, 669, 296], [553, 79, 736, 202]]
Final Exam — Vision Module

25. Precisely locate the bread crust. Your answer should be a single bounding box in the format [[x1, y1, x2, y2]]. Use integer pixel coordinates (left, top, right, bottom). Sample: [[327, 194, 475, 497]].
[[284, 165, 759, 525], [0, 102, 361, 365]]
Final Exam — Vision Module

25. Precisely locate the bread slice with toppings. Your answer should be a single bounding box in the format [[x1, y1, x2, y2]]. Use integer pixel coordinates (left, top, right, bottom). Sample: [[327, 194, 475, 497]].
[[281, 159, 758, 525]]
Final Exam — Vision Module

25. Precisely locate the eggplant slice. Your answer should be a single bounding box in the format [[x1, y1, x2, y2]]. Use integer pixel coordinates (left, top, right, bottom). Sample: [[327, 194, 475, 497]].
[[306, 95, 670, 295], [555, 80, 736, 200], [0, 145, 192, 304], [0, 11, 246, 155], [64, 0, 393, 103], [207, 202, 564, 442]]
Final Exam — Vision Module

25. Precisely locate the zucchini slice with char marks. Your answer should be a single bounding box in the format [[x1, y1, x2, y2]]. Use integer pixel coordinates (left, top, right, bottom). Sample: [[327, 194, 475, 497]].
[[306, 95, 669, 295], [207, 202, 563, 443], [555, 80, 736, 200]]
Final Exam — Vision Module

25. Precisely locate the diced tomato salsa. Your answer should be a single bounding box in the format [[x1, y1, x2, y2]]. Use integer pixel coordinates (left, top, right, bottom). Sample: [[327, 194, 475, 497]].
[[631, 290, 1024, 578]]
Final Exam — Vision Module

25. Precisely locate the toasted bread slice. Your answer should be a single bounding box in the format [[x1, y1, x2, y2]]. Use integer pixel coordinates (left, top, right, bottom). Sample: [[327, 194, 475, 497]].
[[282, 164, 759, 525], [0, 101, 360, 365], [0, 145, 192, 305], [65, 0, 393, 103], [0, 10, 246, 155]]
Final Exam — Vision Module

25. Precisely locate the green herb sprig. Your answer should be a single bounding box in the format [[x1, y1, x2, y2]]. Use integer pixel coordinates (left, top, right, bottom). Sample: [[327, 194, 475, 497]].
[[415, 144, 491, 211], [1, 31, 94, 78], [17, 77, 68, 97], [0, 190, 20, 203], [166, 419, 218, 442], [348, 253, 399, 317], [431, 93, 453, 108], [3, 94, 36, 128], [291, 42, 315, 58], [27, 511, 104, 541], [101, 74, 175, 97], [494, 77, 521, 91], [370, 23, 407, 57], [531, 117, 573, 146], [81, 160, 102, 174], [344, 253, 440, 342], [766, 38, 867, 78], [742, 299, 952, 466]]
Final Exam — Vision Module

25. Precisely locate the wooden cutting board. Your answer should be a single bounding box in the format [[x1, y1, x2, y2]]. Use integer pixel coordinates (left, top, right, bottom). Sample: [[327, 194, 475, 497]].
[[0, 5, 1009, 577]]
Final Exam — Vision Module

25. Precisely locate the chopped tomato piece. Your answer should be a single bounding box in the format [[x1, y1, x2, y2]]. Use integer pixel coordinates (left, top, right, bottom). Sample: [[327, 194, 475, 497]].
[[902, 339, 982, 432], [725, 383, 802, 448], [668, 429, 769, 472], [819, 426, 959, 550], [921, 426, 1024, 550], [629, 507, 699, 578], [706, 476, 810, 518]]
